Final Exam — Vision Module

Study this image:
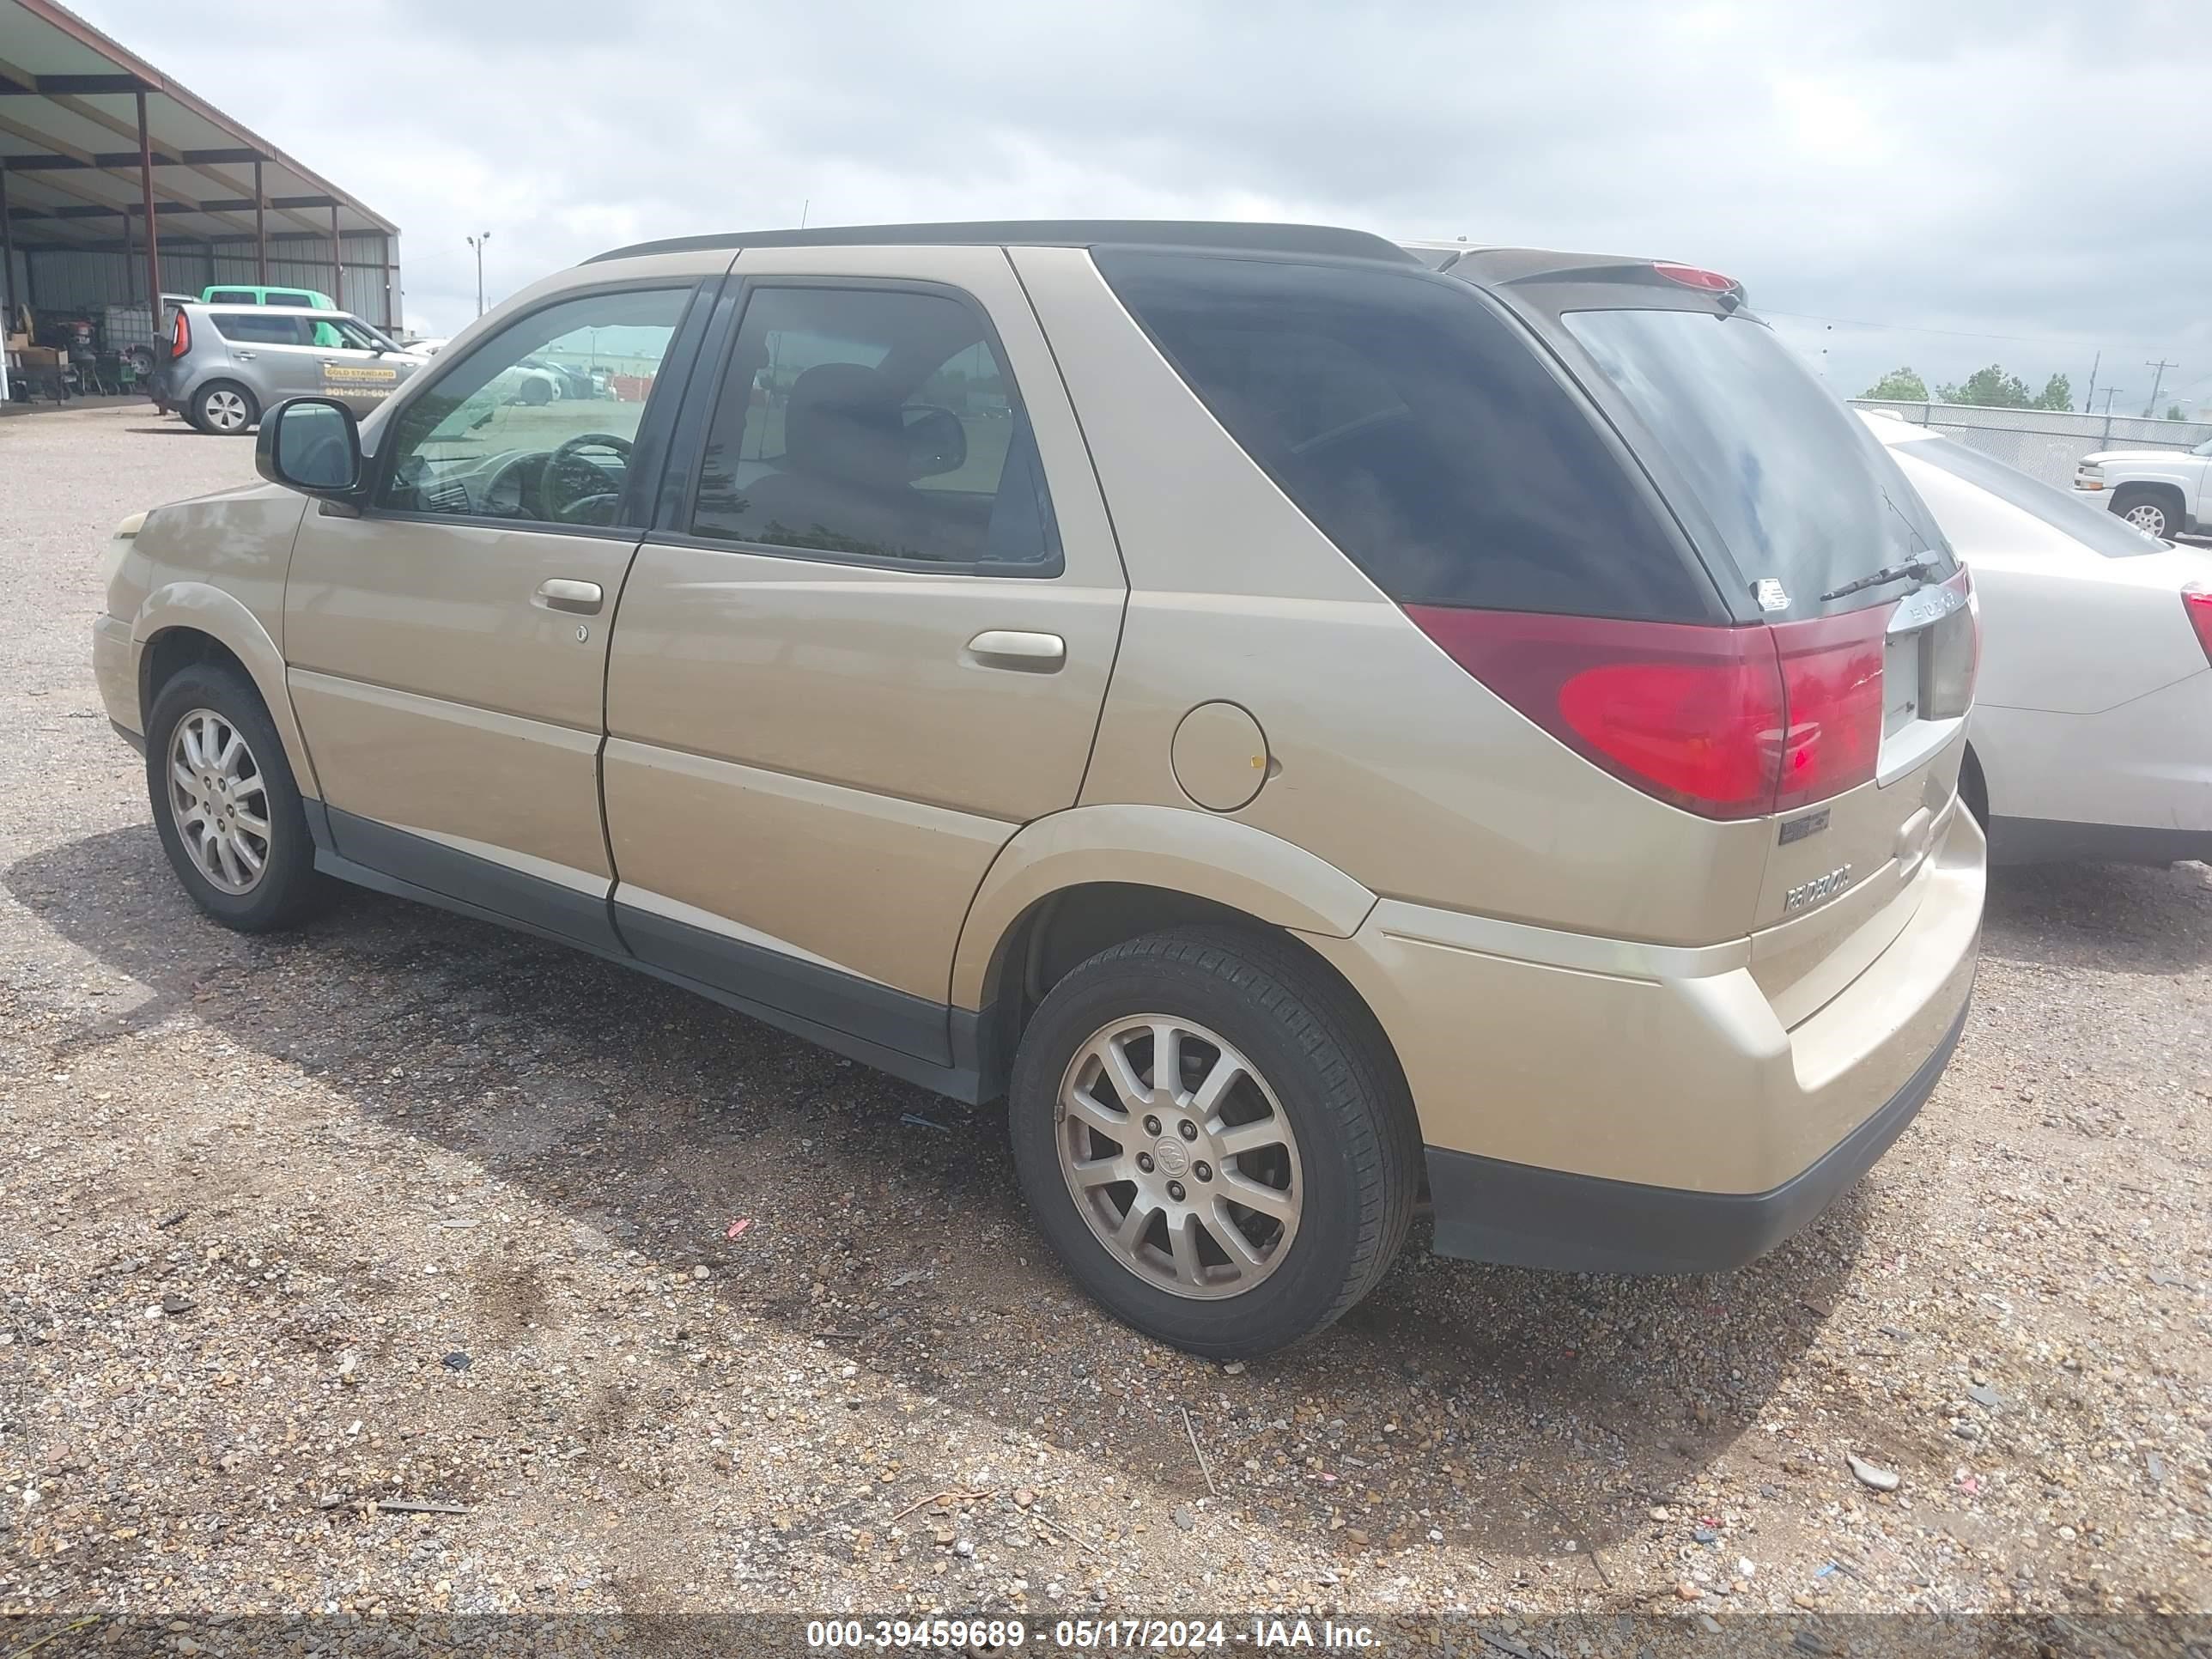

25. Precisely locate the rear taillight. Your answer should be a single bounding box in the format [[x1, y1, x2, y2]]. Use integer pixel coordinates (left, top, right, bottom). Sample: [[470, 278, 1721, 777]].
[[1771, 608, 1887, 811], [2185, 585, 2212, 665], [1406, 602, 1893, 820], [1923, 567, 1978, 720], [169, 309, 189, 359]]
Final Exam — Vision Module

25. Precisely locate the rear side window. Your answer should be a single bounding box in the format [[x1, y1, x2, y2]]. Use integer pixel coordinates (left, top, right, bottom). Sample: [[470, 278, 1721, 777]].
[[1094, 251, 1714, 621], [206, 289, 254, 305], [210, 312, 306, 345], [270, 291, 316, 308]]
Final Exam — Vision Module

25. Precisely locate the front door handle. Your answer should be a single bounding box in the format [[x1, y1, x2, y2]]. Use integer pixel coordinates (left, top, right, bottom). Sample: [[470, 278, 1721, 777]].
[[233, 351, 255, 361], [536, 578, 604, 614], [966, 629, 1065, 672]]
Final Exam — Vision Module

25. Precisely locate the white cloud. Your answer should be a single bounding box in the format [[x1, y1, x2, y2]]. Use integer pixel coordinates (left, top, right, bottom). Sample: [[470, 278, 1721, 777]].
[[72, 0, 2211, 400]]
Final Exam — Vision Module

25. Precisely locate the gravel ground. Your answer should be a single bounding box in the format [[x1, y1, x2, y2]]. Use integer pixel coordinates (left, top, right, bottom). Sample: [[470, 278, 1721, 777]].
[[2, 404, 2209, 1650]]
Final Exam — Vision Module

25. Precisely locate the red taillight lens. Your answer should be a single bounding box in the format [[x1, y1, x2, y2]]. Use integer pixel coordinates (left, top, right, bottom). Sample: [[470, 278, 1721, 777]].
[[169, 308, 190, 359], [1405, 602, 1894, 820], [1405, 607, 1787, 818], [1652, 262, 1740, 295], [2185, 585, 2212, 665], [1771, 608, 1887, 811]]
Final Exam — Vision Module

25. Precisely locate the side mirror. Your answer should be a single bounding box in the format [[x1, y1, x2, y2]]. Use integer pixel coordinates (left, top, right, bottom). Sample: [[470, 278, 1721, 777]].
[[256, 397, 363, 499], [902, 404, 968, 480]]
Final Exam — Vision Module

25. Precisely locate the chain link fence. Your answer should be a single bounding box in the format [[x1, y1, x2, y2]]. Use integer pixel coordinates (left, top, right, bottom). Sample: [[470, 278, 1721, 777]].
[[1849, 400, 2212, 490]]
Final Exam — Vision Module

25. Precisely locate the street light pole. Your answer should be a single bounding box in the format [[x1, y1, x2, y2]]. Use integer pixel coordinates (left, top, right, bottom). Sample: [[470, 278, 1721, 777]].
[[466, 231, 491, 319]]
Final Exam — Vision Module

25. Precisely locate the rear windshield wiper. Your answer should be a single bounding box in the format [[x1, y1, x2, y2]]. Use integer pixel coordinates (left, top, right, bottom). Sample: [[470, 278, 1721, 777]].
[[1820, 556, 1940, 603]]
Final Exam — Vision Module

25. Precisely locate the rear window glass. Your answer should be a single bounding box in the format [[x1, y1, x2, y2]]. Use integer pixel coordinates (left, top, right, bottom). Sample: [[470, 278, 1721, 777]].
[[210, 312, 305, 345], [1095, 251, 1716, 622], [1561, 307, 1955, 617], [1902, 435, 2166, 556]]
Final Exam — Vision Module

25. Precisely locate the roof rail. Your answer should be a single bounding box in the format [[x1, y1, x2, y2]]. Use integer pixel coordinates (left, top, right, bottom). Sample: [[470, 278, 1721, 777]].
[[588, 219, 1418, 266]]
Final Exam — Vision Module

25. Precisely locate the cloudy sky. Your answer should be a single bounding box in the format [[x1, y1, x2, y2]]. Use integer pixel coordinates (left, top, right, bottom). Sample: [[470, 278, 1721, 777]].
[[79, 0, 2212, 412]]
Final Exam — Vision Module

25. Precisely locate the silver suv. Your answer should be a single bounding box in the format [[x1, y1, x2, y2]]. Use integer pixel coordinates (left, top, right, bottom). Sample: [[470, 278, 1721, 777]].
[[152, 301, 424, 434], [95, 222, 1984, 1357]]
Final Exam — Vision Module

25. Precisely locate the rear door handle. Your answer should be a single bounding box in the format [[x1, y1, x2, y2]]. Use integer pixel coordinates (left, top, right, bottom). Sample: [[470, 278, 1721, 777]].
[[536, 578, 604, 614], [966, 629, 1065, 672]]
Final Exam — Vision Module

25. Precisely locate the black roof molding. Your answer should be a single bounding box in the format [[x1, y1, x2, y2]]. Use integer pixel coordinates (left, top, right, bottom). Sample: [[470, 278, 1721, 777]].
[[588, 219, 1418, 266]]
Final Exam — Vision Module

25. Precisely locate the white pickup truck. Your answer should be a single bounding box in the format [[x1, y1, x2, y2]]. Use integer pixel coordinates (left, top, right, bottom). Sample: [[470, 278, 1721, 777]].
[[2073, 436, 2212, 538]]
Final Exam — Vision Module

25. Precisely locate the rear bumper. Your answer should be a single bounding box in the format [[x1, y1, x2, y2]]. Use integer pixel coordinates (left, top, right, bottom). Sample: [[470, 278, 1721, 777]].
[[1298, 801, 1984, 1267], [1424, 993, 1967, 1273]]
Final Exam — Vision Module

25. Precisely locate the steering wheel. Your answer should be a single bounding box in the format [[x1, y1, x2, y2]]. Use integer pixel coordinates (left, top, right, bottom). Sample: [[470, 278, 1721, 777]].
[[538, 432, 634, 525]]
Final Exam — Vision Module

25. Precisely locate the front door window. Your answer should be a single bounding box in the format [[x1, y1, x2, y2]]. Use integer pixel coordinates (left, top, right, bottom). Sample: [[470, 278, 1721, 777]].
[[377, 288, 691, 526]]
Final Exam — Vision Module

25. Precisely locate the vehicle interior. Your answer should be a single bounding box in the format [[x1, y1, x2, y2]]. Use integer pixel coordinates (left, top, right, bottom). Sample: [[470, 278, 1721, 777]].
[[695, 298, 1052, 568]]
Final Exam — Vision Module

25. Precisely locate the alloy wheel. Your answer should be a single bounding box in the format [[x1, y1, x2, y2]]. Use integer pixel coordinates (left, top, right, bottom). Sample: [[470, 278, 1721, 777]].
[[204, 389, 249, 431], [1055, 1014, 1304, 1299], [167, 708, 271, 894]]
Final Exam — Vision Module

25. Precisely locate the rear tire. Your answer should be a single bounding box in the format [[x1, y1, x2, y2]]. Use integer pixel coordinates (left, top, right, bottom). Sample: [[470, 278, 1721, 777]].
[[1008, 927, 1419, 1358], [2111, 485, 2179, 540], [1960, 745, 1990, 830], [190, 380, 258, 435], [145, 662, 331, 932]]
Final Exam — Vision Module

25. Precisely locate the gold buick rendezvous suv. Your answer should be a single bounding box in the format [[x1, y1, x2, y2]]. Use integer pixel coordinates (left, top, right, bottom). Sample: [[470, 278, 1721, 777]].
[[93, 222, 1984, 1357]]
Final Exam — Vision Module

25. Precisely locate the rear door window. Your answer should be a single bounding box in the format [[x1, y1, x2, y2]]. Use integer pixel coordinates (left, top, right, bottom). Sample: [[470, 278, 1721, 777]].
[[690, 284, 1059, 572], [1094, 250, 1717, 621], [210, 312, 307, 345], [1560, 307, 1957, 617]]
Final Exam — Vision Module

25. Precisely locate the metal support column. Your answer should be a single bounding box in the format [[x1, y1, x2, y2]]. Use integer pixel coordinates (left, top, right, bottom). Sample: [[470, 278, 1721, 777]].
[[1, 159, 15, 323], [329, 204, 342, 311], [253, 158, 267, 283], [135, 90, 161, 314], [0, 161, 11, 403], [122, 207, 134, 301]]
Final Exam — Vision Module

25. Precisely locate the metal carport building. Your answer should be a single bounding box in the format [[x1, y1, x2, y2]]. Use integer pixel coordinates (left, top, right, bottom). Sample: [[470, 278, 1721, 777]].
[[0, 0, 398, 332]]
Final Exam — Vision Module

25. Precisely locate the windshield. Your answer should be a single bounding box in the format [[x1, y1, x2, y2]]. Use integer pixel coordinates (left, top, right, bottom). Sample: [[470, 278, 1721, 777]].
[[1908, 436, 2166, 556], [2197, 436, 2212, 457], [1562, 307, 1955, 617]]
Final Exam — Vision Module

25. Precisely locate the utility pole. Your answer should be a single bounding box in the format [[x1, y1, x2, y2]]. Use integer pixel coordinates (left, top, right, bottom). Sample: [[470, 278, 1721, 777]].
[[466, 231, 491, 319], [2081, 349, 2099, 414], [2142, 358, 2175, 418]]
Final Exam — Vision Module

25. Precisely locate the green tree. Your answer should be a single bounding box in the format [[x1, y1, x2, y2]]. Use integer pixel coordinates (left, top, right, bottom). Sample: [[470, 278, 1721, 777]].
[[2168, 404, 2186, 422], [2035, 374, 2073, 411], [1861, 366, 1929, 400], [1936, 365, 2037, 408]]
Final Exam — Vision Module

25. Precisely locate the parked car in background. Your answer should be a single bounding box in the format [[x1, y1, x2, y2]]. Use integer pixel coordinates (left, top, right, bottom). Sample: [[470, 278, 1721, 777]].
[[203, 285, 347, 348], [203, 284, 337, 311], [1867, 414, 2212, 865], [405, 337, 450, 357], [2072, 434, 2212, 539], [94, 222, 1983, 1356], [150, 302, 425, 434]]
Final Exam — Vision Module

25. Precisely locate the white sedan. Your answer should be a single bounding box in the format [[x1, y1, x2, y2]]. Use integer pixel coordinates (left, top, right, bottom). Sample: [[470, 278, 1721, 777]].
[[1863, 412, 2212, 866]]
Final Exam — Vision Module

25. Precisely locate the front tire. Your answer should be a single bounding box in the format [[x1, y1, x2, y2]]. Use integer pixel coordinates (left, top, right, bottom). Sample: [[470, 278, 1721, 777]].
[[146, 663, 331, 932], [2111, 485, 2178, 539], [1009, 927, 1419, 1358], [190, 380, 258, 435]]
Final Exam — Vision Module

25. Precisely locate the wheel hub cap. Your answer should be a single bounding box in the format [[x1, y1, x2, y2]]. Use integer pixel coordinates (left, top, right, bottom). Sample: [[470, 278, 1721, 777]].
[[1055, 1015, 1303, 1301], [167, 708, 270, 895]]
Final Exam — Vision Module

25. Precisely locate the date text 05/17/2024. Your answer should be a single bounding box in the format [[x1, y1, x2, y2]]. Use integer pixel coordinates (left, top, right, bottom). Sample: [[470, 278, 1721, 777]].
[[805, 1618, 1381, 1650]]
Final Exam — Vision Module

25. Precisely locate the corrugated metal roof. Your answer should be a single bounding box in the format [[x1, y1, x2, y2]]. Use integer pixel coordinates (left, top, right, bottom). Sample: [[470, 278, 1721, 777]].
[[0, 0, 397, 253]]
